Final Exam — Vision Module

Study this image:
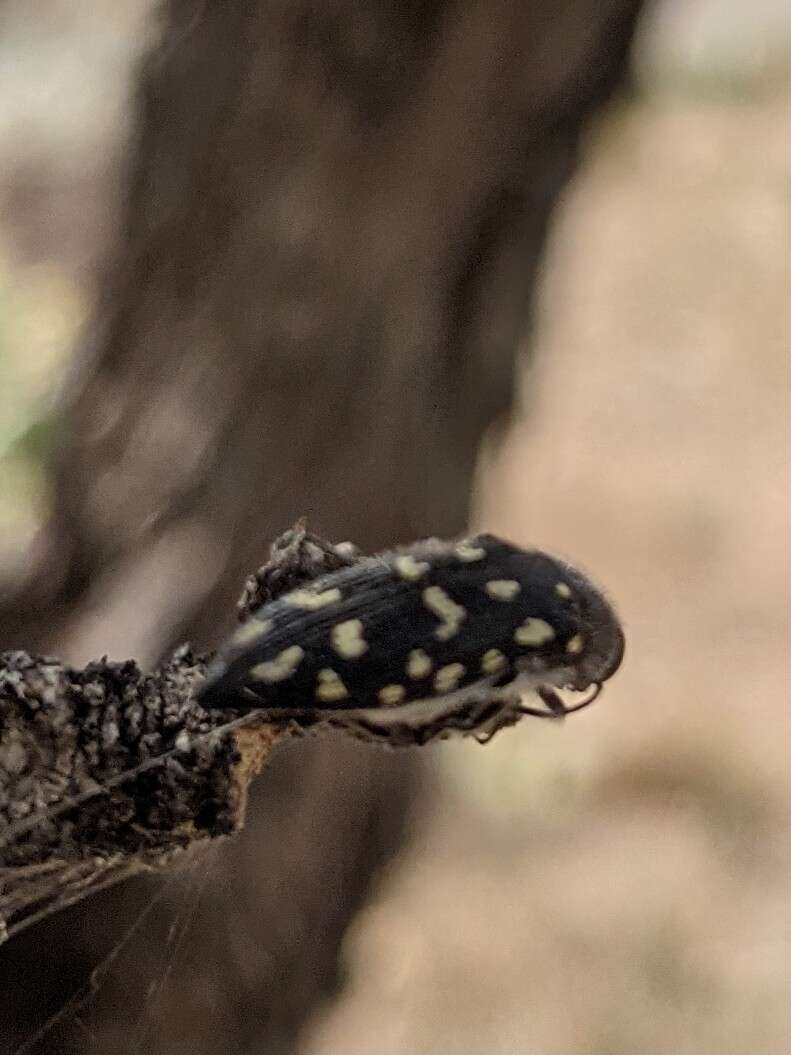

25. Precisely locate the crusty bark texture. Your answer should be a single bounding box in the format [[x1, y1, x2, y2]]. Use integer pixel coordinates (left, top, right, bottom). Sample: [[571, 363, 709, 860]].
[[0, 648, 223, 872], [0, 1, 645, 1052], [0, 648, 244, 949]]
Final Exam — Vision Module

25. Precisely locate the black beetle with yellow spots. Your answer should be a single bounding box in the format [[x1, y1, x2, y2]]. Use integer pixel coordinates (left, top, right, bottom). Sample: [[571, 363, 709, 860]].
[[198, 533, 624, 743]]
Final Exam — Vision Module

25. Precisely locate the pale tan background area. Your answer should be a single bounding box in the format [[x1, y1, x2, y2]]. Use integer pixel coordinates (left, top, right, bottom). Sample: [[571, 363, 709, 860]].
[[302, 86, 791, 1055], [2, 2, 791, 1052]]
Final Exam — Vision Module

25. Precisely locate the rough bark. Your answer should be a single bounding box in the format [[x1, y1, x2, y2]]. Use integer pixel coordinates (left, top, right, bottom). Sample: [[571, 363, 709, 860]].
[[0, 1, 645, 1053]]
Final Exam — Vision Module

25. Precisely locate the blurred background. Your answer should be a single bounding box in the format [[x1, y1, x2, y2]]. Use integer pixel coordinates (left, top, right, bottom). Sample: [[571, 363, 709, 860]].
[[2, 1, 791, 1053]]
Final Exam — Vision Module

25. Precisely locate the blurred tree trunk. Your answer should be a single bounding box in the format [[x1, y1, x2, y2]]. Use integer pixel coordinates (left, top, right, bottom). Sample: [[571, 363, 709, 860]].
[[0, 1, 645, 1052]]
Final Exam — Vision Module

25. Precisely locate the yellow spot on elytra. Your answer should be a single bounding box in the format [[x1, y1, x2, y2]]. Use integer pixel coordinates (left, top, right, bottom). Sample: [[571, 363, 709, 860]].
[[481, 649, 507, 675], [455, 542, 486, 562], [331, 619, 368, 659], [233, 618, 273, 646], [485, 579, 521, 602], [422, 586, 466, 641], [434, 663, 466, 694], [566, 634, 584, 655], [555, 582, 572, 599], [316, 668, 349, 702], [406, 649, 433, 679], [249, 645, 304, 683], [378, 684, 406, 706], [285, 587, 342, 610], [394, 555, 430, 581], [514, 618, 556, 647]]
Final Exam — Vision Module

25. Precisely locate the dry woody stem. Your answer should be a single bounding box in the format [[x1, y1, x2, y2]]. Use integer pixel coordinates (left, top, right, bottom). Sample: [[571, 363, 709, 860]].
[[0, 527, 353, 944], [0, 646, 279, 945]]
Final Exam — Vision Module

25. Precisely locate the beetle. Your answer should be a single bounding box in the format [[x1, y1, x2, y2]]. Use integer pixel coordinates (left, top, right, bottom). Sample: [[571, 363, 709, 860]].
[[197, 533, 624, 743]]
